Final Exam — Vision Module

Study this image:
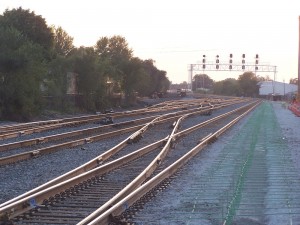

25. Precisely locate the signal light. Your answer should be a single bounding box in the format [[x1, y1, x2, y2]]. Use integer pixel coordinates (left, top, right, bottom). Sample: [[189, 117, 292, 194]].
[[202, 64, 206, 69], [255, 54, 259, 68], [216, 55, 219, 64], [242, 65, 245, 70], [216, 65, 219, 69], [229, 65, 232, 69], [202, 58, 206, 63], [242, 54, 245, 58], [229, 54, 233, 64], [242, 59, 245, 64]]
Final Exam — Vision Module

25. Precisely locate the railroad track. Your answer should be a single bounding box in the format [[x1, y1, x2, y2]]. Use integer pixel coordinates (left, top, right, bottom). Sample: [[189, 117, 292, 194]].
[[0, 99, 246, 166], [0, 99, 259, 224], [0, 98, 221, 140]]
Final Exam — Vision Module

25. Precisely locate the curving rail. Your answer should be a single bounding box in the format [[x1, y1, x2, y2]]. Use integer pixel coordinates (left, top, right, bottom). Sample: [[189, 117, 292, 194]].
[[89, 102, 260, 225], [0, 100, 259, 224], [0, 104, 219, 209], [0, 105, 217, 166], [0, 98, 215, 140], [0, 99, 246, 166]]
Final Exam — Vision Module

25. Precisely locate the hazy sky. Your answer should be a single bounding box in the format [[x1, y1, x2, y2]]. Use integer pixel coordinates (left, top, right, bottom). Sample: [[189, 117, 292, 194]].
[[1, 0, 300, 84]]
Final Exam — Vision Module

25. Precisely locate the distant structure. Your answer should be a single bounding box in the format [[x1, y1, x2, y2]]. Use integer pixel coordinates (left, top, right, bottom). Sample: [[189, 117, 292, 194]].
[[259, 81, 297, 100], [188, 54, 277, 92]]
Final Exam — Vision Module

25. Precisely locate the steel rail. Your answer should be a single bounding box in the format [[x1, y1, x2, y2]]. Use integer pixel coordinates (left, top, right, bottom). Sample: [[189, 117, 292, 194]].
[[0, 114, 167, 152], [0, 100, 246, 200], [0, 100, 242, 165], [0, 100, 205, 140], [0, 105, 214, 153], [0, 107, 205, 222], [0, 101, 245, 220], [0, 138, 167, 221], [0, 98, 243, 139], [145, 98, 219, 109], [0, 107, 199, 220], [0, 104, 163, 134], [85, 101, 261, 225], [0, 111, 148, 140], [0, 100, 253, 222], [0, 105, 219, 165], [77, 110, 198, 225], [173, 101, 257, 140], [0, 120, 63, 134], [77, 100, 259, 225], [0, 105, 217, 210], [0, 125, 143, 166]]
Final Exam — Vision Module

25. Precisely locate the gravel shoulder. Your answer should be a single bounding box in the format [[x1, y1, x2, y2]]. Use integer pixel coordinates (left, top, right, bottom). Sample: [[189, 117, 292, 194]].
[[272, 101, 300, 174], [131, 101, 300, 225]]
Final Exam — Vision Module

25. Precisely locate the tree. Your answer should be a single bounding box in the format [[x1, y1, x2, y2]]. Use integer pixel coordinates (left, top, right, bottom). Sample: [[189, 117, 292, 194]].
[[44, 26, 75, 111], [95, 35, 133, 81], [1, 7, 54, 52], [122, 57, 146, 103], [155, 70, 170, 93], [213, 78, 241, 96], [170, 81, 189, 90], [94, 36, 171, 103], [238, 72, 259, 97], [69, 47, 108, 111], [212, 81, 223, 95], [116, 57, 170, 104], [134, 70, 152, 96], [52, 26, 74, 56], [95, 35, 133, 62], [192, 74, 213, 91], [0, 26, 47, 120], [141, 59, 170, 95], [45, 55, 73, 110], [290, 78, 298, 85]]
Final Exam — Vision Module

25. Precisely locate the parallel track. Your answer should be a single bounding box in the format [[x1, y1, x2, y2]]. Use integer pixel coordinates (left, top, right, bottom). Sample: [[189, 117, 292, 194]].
[[0, 99, 259, 225], [0, 100, 243, 166], [0, 98, 221, 140]]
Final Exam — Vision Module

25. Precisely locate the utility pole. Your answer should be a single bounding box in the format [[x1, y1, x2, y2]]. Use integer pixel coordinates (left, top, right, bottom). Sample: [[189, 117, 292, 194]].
[[298, 16, 300, 99]]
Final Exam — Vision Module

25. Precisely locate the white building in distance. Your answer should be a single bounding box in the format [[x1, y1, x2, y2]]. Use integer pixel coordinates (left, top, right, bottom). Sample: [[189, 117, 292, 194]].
[[258, 81, 297, 97]]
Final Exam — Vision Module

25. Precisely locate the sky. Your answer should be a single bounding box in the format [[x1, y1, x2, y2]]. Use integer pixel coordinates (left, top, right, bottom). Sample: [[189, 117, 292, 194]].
[[1, 0, 300, 84]]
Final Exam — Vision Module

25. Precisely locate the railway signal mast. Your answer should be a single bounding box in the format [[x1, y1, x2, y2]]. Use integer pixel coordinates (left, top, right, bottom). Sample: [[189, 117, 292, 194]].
[[188, 54, 277, 93]]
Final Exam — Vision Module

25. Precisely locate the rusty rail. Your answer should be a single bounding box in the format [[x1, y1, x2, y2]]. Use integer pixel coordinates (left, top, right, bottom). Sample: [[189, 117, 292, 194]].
[[0, 106, 213, 209], [0, 105, 215, 153], [0, 99, 254, 223], [1, 99, 242, 166], [0, 99, 207, 140], [84, 101, 261, 225]]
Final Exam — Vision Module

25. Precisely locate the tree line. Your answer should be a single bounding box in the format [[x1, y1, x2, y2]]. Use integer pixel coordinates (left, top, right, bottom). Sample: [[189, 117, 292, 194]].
[[0, 7, 171, 121], [170, 72, 262, 97], [189, 72, 297, 97]]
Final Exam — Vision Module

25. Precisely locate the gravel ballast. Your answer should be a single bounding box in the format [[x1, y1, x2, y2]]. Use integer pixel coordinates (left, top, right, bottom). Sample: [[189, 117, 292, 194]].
[[0, 99, 254, 221], [130, 101, 300, 225]]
